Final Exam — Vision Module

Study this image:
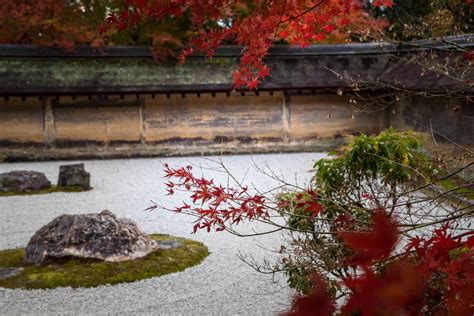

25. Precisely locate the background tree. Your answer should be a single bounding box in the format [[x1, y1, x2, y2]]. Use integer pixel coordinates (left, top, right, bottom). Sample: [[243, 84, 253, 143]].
[[0, 0, 103, 50], [367, 0, 474, 40], [0, 0, 193, 53]]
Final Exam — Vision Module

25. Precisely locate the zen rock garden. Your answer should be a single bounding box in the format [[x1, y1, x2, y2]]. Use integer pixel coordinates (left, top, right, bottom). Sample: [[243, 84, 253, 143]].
[[0, 163, 91, 196], [0, 164, 208, 290], [0, 210, 208, 289]]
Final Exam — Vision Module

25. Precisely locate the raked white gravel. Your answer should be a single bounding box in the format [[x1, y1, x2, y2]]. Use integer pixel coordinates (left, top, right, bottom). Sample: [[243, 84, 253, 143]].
[[0, 152, 325, 315]]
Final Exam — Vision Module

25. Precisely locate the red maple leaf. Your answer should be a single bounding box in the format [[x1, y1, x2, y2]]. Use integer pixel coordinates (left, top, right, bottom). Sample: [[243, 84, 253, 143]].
[[232, 70, 247, 88], [383, 0, 394, 8], [287, 274, 335, 316], [257, 65, 271, 79], [340, 211, 399, 264], [306, 200, 324, 218], [246, 77, 260, 91], [342, 263, 425, 315]]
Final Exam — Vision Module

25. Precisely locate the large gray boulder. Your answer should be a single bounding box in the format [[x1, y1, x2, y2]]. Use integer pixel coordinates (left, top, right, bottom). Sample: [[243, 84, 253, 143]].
[[24, 210, 159, 264], [57, 163, 90, 189], [0, 171, 51, 193]]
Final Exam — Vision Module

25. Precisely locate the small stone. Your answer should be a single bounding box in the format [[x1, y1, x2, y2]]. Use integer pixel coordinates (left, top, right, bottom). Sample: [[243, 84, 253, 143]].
[[0, 171, 51, 193], [24, 210, 159, 264], [0, 267, 24, 280], [156, 240, 182, 250], [57, 163, 90, 189]]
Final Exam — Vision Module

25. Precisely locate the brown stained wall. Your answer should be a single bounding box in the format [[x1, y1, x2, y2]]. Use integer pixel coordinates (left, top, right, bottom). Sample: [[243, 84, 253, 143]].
[[52, 96, 142, 144], [143, 93, 284, 142], [0, 92, 388, 153], [0, 97, 44, 143], [289, 95, 384, 139]]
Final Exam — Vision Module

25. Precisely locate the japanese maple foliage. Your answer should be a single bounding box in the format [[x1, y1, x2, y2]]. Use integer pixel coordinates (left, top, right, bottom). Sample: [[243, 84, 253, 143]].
[[158, 163, 269, 233], [339, 211, 399, 264], [288, 274, 336, 316], [158, 161, 474, 315], [292, 215, 474, 315], [105, 0, 393, 89], [158, 163, 331, 234]]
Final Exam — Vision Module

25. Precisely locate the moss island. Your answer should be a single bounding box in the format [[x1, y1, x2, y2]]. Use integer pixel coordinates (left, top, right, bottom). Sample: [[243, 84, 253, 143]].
[[0, 234, 209, 289], [0, 185, 91, 197]]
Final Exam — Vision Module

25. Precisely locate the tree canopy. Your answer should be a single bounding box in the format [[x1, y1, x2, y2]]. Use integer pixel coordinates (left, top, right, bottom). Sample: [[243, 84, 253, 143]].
[[2, 1, 472, 88]]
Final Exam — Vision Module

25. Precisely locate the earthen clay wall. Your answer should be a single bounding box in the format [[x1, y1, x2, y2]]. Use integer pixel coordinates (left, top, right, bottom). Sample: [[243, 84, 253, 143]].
[[0, 92, 385, 147]]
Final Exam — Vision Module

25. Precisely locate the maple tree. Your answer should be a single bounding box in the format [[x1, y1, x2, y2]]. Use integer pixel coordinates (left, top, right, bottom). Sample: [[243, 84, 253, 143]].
[[103, 0, 473, 90], [153, 129, 474, 315], [105, 0, 393, 89], [4, 1, 471, 90], [289, 215, 473, 315]]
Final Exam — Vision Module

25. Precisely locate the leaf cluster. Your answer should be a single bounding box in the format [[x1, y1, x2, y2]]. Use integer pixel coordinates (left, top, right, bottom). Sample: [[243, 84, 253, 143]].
[[315, 128, 433, 196], [279, 129, 453, 298], [367, 0, 474, 40]]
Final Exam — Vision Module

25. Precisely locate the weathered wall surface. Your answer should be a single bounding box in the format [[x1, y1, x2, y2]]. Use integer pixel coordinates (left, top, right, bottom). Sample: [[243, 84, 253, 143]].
[[1, 40, 471, 160], [52, 96, 143, 144], [0, 97, 45, 144], [1, 92, 471, 161], [2, 37, 472, 95], [391, 97, 474, 147], [0, 92, 391, 160], [143, 93, 284, 142], [288, 95, 384, 139]]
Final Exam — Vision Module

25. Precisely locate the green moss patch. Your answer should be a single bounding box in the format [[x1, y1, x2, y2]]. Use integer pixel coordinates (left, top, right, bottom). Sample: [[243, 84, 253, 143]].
[[0, 234, 209, 289], [0, 185, 90, 197]]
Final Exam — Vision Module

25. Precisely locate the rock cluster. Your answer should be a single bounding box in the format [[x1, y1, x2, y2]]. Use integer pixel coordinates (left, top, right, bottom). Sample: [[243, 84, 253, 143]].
[[57, 163, 90, 189], [0, 171, 50, 193], [0, 163, 91, 194], [25, 210, 159, 264]]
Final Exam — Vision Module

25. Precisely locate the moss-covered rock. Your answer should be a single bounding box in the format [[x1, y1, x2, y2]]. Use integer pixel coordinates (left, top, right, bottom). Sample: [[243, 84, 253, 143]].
[[0, 170, 50, 192], [0, 234, 209, 289]]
